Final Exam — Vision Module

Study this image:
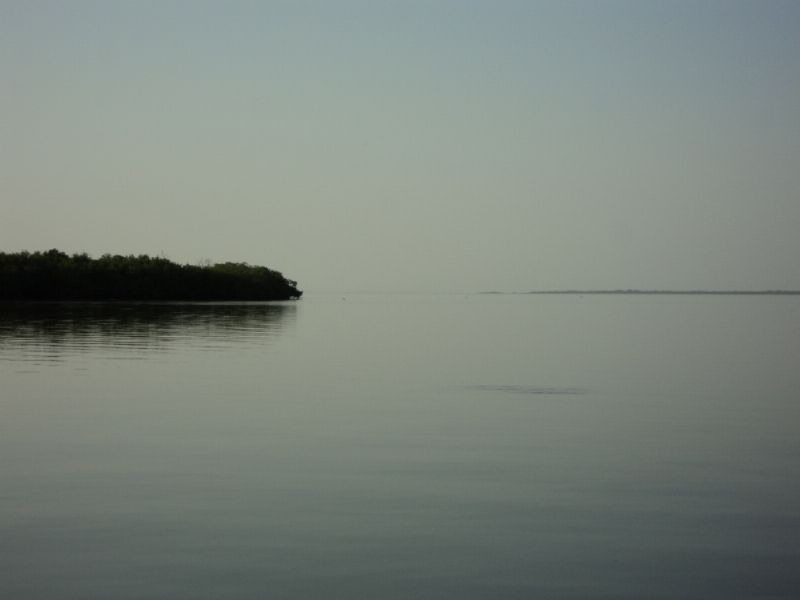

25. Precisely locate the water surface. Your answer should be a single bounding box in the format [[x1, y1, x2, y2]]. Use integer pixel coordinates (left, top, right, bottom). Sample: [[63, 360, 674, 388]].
[[2, 294, 799, 599]]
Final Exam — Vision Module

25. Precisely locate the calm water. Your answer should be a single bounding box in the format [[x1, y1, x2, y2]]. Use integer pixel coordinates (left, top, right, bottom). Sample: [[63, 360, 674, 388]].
[[1, 294, 799, 599]]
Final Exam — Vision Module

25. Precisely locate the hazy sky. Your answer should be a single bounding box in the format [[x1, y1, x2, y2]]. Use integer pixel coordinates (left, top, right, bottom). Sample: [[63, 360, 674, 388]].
[[2, 1, 799, 292]]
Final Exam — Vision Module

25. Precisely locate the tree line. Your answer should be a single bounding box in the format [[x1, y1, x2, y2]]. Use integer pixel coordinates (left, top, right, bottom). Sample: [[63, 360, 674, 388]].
[[0, 250, 302, 301]]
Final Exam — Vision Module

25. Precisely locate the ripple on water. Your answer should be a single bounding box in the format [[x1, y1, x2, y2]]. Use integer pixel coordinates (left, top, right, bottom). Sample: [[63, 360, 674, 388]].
[[471, 384, 588, 396]]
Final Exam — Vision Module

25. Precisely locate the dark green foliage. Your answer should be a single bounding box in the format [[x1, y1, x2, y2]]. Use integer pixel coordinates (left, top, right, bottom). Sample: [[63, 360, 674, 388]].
[[0, 250, 301, 301]]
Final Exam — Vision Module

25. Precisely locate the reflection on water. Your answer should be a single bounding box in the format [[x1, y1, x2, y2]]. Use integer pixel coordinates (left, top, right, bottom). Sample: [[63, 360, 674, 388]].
[[0, 302, 295, 364]]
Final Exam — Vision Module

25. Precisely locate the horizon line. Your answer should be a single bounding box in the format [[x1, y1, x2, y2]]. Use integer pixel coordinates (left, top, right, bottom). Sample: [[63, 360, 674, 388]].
[[484, 290, 800, 295]]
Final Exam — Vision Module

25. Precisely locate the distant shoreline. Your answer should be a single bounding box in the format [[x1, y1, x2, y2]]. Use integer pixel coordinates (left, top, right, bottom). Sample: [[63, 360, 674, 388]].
[[481, 290, 800, 295]]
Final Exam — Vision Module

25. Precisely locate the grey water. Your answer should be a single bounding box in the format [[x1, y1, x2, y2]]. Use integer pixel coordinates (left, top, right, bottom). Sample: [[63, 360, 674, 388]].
[[1, 294, 799, 599]]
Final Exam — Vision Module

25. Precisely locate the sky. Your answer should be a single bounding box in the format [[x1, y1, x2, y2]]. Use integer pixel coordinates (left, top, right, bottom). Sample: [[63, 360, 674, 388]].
[[2, 0, 799, 292]]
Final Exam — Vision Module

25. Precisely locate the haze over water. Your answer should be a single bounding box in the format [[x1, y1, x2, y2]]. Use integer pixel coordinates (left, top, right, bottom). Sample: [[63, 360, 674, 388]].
[[2, 293, 799, 599], [3, 1, 800, 292]]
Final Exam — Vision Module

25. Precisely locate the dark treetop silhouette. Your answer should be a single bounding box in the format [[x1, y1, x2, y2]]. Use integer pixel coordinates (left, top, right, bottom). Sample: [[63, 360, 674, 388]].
[[0, 250, 302, 301]]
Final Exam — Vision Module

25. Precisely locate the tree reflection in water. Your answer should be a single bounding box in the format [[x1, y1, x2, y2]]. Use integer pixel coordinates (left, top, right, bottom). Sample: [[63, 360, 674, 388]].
[[0, 302, 295, 362]]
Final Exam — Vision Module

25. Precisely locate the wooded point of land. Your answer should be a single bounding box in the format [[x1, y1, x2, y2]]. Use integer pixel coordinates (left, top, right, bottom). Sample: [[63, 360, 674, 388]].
[[0, 250, 302, 301]]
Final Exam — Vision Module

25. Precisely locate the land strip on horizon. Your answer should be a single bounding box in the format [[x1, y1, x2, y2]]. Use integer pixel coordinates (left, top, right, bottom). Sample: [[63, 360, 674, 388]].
[[479, 290, 800, 295]]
